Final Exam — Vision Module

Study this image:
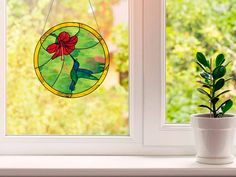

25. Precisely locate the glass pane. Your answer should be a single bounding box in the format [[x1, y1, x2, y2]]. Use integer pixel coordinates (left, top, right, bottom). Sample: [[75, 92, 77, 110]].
[[6, 0, 129, 135], [166, 0, 236, 123]]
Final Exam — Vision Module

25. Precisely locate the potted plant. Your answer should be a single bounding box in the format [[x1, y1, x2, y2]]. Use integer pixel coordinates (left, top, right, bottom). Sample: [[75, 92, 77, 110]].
[[191, 52, 236, 164]]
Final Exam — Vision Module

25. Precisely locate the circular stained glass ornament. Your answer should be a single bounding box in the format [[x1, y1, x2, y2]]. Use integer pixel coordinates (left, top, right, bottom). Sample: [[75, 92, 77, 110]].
[[34, 22, 110, 98]]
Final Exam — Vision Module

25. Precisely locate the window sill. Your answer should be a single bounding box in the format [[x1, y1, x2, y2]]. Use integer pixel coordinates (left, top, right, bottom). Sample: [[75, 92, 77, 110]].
[[0, 156, 236, 176]]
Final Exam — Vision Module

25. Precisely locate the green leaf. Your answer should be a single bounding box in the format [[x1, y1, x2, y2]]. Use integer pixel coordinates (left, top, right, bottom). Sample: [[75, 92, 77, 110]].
[[199, 105, 213, 112], [211, 97, 219, 104], [196, 52, 210, 68], [214, 78, 225, 92], [200, 71, 210, 80], [216, 90, 231, 97], [205, 78, 210, 85], [197, 88, 211, 98], [71, 49, 80, 57], [196, 62, 209, 73], [215, 54, 225, 67], [220, 99, 233, 113], [212, 66, 226, 80], [197, 80, 211, 86], [50, 33, 57, 38], [202, 84, 210, 89]]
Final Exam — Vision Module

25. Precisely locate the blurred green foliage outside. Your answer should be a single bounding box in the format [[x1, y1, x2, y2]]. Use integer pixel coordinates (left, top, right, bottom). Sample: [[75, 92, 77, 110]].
[[166, 0, 236, 123], [8, 0, 236, 133], [7, 0, 129, 135]]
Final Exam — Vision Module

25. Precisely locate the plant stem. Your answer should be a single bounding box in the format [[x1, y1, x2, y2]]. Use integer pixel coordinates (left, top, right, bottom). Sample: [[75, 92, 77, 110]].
[[210, 57, 217, 117], [212, 86, 217, 117], [210, 58, 212, 118]]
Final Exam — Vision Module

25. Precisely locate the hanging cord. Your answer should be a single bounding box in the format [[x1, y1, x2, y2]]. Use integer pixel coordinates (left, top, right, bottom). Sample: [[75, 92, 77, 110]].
[[36, 0, 55, 69], [41, 0, 100, 37], [88, 0, 102, 35], [40, 0, 55, 39]]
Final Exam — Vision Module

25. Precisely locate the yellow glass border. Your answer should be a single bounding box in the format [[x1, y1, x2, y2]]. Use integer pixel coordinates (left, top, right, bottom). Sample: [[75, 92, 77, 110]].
[[34, 22, 110, 98]]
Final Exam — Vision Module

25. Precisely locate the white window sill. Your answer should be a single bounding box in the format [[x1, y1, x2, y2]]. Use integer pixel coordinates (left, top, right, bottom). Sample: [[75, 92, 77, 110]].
[[0, 156, 236, 176]]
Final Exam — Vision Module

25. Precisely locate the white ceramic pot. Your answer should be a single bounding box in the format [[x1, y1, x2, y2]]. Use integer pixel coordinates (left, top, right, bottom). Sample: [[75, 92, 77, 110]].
[[191, 114, 236, 164]]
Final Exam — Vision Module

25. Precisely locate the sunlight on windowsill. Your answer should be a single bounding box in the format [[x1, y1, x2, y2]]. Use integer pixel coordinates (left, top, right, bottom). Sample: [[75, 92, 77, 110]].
[[0, 156, 235, 176]]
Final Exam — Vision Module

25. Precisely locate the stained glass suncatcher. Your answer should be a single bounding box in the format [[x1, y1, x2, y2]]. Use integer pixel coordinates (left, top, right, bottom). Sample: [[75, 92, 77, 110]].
[[34, 22, 109, 98]]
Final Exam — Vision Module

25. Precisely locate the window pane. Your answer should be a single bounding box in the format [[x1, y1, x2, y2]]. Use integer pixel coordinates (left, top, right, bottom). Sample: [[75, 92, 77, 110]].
[[6, 0, 129, 135], [166, 0, 236, 123]]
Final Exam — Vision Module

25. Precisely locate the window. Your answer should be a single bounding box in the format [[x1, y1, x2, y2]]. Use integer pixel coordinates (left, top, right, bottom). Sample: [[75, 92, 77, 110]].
[[143, 0, 236, 149], [166, 0, 236, 124], [0, 0, 235, 155], [6, 0, 129, 136], [0, 0, 145, 155]]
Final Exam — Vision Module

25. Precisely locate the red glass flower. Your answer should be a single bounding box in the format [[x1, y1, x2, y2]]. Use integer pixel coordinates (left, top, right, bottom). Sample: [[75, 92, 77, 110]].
[[46, 32, 78, 61]]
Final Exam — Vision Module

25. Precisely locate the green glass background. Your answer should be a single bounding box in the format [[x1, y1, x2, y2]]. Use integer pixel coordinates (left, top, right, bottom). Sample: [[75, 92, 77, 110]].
[[38, 26, 105, 94], [6, 0, 129, 135]]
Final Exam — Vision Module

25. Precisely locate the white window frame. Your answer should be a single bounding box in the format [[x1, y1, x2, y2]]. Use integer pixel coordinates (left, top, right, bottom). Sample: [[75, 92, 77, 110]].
[[0, 0, 145, 155], [142, 0, 194, 151], [1, 0, 234, 155], [142, 0, 236, 153]]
